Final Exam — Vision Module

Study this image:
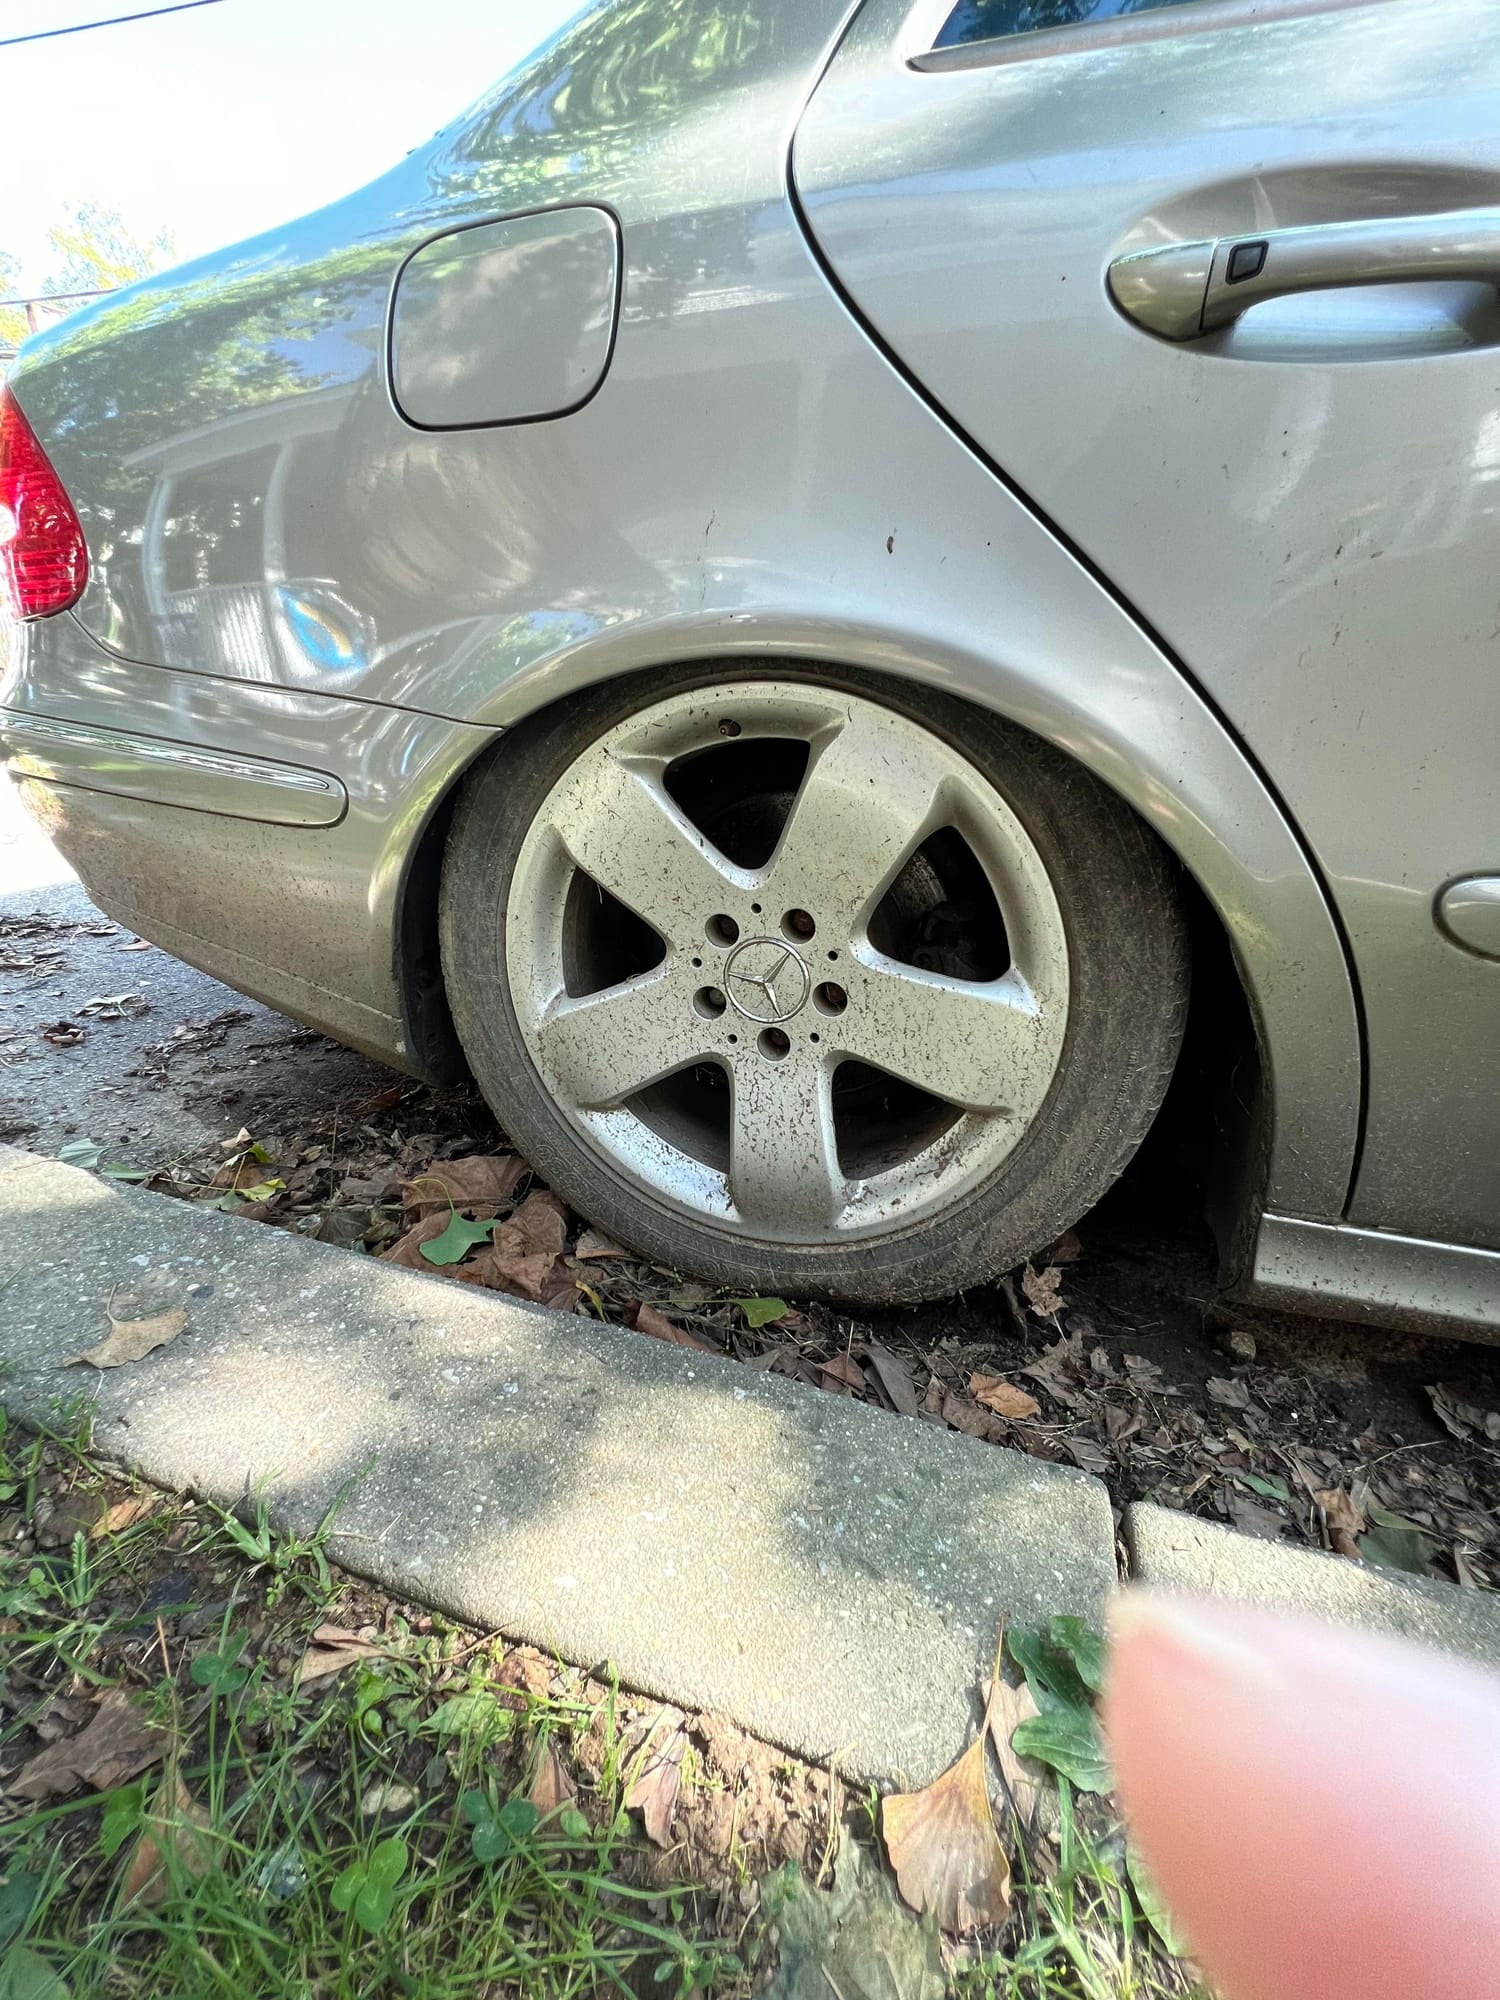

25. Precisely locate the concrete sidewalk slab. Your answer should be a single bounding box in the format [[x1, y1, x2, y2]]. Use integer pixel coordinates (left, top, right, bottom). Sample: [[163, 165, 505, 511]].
[[1126, 1504, 1500, 1669], [0, 1146, 1117, 1786]]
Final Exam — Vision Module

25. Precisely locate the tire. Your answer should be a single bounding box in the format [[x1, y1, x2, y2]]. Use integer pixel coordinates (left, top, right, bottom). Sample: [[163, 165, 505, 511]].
[[440, 660, 1189, 1305]]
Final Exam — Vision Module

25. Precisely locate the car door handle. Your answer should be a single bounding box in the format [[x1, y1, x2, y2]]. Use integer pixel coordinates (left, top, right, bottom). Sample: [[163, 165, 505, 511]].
[[1108, 207, 1500, 340]]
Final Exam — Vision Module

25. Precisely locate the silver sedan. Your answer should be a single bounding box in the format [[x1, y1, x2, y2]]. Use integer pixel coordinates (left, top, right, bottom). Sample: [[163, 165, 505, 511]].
[[3, 0, 1497, 1333]]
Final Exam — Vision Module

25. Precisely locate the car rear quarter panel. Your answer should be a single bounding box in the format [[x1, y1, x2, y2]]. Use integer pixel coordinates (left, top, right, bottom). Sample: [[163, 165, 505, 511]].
[[2, 0, 1360, 1222]]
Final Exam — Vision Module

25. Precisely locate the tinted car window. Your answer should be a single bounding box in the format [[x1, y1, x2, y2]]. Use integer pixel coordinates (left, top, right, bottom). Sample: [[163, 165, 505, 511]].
[[935, 0, 1206, 46]]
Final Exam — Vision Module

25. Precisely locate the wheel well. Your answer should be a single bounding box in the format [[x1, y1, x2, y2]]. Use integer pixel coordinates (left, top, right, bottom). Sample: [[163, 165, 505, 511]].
[[394, 665, 1267, 1228]]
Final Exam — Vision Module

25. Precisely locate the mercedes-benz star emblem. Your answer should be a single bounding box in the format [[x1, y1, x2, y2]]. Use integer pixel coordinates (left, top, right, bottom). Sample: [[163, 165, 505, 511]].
[[723, 937, 812, 1025]]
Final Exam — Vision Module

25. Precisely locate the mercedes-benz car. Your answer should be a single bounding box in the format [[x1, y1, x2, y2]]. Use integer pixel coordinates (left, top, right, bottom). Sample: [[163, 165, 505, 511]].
[[4, 0, 1497, 1332]]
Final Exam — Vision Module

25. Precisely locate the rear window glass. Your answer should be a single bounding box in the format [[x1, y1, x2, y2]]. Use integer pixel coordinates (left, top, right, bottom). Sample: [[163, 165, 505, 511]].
[[935, 0, 1207, 46]]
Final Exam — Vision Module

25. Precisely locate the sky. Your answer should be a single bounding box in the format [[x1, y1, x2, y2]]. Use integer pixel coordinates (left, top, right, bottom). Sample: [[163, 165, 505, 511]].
[[0, 0, 583, 294]]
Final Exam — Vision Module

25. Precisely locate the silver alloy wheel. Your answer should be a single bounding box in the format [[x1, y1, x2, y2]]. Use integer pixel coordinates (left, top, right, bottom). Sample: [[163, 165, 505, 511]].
[[505, 681, 1071, 1244]]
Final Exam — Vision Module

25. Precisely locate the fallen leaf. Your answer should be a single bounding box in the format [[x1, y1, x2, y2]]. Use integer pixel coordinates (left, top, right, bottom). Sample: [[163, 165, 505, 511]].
[[419, 1213, 498, 1267], [882, 1686, 1010, 1933], [1227, 1329, 1258, 1362], [941, 1391, 996, 1440], [299, 1625, 386, 1683], [496, 1646, 554, 1707], [120, 938, 153, 951], [861, 1343, 920, 1418], [1429, 1383, 1500, 1443], [985, 1677, 1046, 1827], [1020, 1333, 1089, 1411], [634, 1302, 715, 1353], [969, 1375, 1041, 1422], [35, 1489, 106, 1548], [1205, 1376, 1252, 1411], [765, 1831, 945, 2000], [1045, 1228, 1083, 1265], [11, 1691, 168, 1801], [510, 1189, 568, 1259], [66, 1306, 188, 1371], [380, 1212, 454, 1267], [400, 1154, 526, 1218], [1357, 1504, 1438, 1576], [1314, 1485, 1366, 1561], [735, 1295, 790, 1329], [120, 1775, 213, 1906], [1021, 1264, 1064, 1320], [574, 1228, 628, 1260], [626, 1726, 687, 1847], [820, 1351, 867, 1394], [528, 1742, 577, 1816], [41, 1021, 84, 1047], [90, 1495, 156, 1540]]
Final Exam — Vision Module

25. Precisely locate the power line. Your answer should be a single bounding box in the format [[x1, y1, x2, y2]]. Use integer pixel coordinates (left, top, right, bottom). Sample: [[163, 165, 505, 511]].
[[0, 0, 225, 48]]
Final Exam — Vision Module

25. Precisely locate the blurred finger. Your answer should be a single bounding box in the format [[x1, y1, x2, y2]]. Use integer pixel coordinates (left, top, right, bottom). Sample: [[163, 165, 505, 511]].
[[1104, 1593, 1500, 2000]]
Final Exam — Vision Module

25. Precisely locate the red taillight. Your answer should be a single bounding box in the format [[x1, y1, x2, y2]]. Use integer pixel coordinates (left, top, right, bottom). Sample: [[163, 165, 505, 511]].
[[0, 385, 88, 621]]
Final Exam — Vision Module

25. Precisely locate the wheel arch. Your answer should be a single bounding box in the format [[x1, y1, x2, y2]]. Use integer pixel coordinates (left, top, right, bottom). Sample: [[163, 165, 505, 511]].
[[392, 619, 1357, 1231]]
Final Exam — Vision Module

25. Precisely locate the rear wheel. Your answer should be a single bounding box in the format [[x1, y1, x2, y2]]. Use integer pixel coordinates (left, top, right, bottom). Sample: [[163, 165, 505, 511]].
[[440, 663, 1188, 1304]]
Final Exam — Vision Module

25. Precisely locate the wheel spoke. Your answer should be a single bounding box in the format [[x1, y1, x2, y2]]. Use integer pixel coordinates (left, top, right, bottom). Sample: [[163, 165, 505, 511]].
[[837, 963, 1054, 1114], [728, 1053, 843, 1232], [534, 970, 711, 1108], [765, 707, 942, 932], [546, 749, 749, 945]]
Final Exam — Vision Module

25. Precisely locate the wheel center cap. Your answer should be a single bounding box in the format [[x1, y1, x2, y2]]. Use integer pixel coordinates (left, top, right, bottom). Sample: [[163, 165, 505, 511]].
[[723, 936, 812, 1024]]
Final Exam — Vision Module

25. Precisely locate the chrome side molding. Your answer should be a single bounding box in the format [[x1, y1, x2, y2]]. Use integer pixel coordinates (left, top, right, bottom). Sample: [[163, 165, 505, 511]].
[[0, 712, 347, 828], [1250, 1213, 1500, 1341]]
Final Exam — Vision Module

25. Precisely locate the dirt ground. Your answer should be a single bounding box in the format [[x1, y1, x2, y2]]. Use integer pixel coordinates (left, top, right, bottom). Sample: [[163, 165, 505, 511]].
[[3, 789, 1498, 1597]]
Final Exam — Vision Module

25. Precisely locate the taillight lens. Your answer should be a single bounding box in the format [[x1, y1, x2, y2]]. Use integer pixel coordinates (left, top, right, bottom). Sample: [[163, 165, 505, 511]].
[[0, 385, 88, 621]]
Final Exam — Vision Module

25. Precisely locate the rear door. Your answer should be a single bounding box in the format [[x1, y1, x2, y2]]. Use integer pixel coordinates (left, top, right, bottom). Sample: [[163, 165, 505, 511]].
[[794, 0, 1500, 1249]]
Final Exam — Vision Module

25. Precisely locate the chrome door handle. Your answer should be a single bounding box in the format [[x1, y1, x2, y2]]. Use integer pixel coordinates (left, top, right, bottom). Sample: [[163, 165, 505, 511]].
[[1108, 207, 1500, 340]]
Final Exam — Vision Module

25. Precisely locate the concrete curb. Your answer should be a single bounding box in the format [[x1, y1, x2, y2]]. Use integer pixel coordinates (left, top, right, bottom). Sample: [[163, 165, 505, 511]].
[[1125, 1503, 1500, 1668], [0, 1146, 1117, 1787]]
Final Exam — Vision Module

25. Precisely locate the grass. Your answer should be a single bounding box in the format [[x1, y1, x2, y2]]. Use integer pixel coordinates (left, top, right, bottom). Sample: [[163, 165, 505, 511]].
[[0, 1409, 755, 1999], [1, 1406, 1203, 2000]]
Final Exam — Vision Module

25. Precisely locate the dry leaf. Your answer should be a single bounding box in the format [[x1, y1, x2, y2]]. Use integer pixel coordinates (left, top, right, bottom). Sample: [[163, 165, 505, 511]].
[[634, 1303, 715, 1352], [120, 1775, 213, 1906], [12, 1690, 168, 1801], [574, 1228, 628, 1260], [1021, 1264, 1064, 1320], [1045, 1228, 1084, 1265], [529, 1742, 577, 1816], [969, 1375, 1041, 1422], [986, 1677, 1046, 1828], [883, 1708, 1010, 1932], [1205, 1376, 1252, 1411], [861, 1343, 920, 1417], [821, 1351, 867, 1394], [399, 1154, 526, 1217], [626, 1727, 687, 1847], [497, 1645, 554, 1706], [381, 1212, 458, 1267], [299, 1624, 386, 1683], [1314, 1485, 1366, 1561], [1021, 1333, 1088, 1411], [35, 1488, 106, 1547], [1429, 1383, 1500, 1443], [94, 1494, 157, 1538], [67, 1306, 188, 1370], [941, 1391, 996, 1440]]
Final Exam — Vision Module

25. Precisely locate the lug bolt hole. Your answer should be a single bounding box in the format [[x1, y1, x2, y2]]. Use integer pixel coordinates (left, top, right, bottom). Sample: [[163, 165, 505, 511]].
[[706, 914, 739, 947], [719, 719, 742, 737], [694, 986, 727, 1020], [783, 908, 815, 941], [813, 982, 847, 1015], [758, 1027, 791, 1061]]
